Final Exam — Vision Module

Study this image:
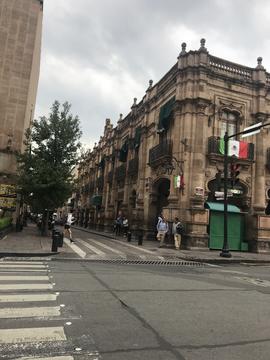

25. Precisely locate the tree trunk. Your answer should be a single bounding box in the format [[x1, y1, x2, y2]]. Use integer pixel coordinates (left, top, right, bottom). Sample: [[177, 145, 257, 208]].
[[41, 210, 49, 236]]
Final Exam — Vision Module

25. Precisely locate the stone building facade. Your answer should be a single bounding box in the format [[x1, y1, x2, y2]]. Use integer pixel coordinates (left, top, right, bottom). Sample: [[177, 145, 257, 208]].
[[75, 39, 270, 253], [0, 0, 43, 185]]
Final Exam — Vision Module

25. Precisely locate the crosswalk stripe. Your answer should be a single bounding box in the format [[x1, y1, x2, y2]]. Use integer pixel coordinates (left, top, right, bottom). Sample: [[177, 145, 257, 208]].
[[0, 264, 47, 268], [76, 238, 106, 255], [0, 275, 49, 281], [18, 357, 74, 360], [63, 238, 86, 258], [0, 306, 60, 318], [112, 238, 161, 255], [0, 326, 66, 343], [0, 268, 48, 272], [87, 238, 125, 255], [0, 293, 58, 302], [0, 283, 53, 290], [0, 261, 45, 265]]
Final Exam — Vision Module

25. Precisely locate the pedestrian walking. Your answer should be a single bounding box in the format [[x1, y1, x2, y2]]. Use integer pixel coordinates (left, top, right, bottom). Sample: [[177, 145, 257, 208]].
[[115, 214, 123, 236], [172, 217, 184, 250], [156, 215, 168, 248], [122, 216, 129, 236], [64, 209, 75, 243]]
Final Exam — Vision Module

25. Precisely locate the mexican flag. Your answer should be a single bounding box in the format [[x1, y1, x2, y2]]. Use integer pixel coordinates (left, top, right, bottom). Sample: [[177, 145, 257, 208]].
[[219, 139, 248, 159]]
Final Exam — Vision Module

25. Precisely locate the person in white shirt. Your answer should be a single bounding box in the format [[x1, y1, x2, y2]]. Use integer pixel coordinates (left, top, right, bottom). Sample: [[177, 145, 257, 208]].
[[64, 209, 75, 243], [156, 216, 168, 248]]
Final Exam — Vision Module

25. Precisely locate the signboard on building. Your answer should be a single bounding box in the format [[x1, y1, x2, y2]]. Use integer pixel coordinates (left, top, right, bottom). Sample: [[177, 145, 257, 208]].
[[0, 184, 17, 211]]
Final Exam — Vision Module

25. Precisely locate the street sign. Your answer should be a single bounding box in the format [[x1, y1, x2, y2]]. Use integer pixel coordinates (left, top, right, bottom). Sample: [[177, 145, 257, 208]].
[[215, 191, 233, 198], [241, 122, 262, 138]]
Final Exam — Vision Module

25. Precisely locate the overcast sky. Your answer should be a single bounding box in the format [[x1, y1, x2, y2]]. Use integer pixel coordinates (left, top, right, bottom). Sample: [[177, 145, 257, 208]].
[[35, 0, 270, 149]]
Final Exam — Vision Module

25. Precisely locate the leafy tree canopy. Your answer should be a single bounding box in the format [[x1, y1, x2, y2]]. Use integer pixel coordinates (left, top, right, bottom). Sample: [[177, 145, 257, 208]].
[[17, 101, 82, 214]]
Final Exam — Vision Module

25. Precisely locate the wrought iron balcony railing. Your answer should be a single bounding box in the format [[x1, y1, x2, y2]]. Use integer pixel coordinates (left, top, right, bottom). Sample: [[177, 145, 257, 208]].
[[148, 140, 172, 168]]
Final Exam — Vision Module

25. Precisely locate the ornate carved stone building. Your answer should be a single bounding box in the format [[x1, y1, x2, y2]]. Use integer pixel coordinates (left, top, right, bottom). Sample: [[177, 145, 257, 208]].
[[0, 0, 43, 185], [76, 39, 270, 253]]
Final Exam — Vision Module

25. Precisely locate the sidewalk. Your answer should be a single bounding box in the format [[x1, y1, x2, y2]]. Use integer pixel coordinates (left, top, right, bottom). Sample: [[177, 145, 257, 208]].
[[2, 223, 270, 264], [0, 223, 74, 257]]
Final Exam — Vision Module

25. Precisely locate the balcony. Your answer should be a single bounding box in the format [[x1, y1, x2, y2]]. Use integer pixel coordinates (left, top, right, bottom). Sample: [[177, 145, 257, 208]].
[[208, 136, 254, 162], [128, 157, 139, 177], [149, 140, 172, 168], [115, 164, 127, 181]]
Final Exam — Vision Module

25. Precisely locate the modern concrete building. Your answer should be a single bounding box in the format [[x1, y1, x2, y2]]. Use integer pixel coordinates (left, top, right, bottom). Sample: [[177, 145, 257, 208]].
[[75, 39, 270, 253], [0, 0, 43, 190]]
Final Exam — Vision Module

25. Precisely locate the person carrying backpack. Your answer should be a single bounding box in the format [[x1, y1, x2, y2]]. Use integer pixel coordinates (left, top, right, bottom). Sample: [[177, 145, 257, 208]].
[[172, 217, 184, 250]]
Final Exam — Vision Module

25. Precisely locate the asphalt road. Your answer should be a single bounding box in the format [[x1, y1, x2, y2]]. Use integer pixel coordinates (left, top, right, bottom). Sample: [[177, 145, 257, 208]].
[[1, 256, 270, 360]]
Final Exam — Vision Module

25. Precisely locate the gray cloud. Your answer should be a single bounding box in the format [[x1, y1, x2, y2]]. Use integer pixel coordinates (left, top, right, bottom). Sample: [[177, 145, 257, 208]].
[[35, 0, 270, 147]]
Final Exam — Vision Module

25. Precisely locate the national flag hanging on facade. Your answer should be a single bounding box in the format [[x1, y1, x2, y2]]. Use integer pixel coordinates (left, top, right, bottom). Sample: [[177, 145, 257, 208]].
[[219, 139, 249, 159]]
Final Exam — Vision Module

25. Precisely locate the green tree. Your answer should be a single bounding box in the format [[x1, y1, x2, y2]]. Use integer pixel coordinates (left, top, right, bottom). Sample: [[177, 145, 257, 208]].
[[17, 101, 82, 235]]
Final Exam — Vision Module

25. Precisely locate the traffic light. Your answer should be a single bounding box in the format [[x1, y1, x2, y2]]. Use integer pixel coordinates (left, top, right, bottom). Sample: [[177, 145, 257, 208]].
[[230, 163, 240, 188]]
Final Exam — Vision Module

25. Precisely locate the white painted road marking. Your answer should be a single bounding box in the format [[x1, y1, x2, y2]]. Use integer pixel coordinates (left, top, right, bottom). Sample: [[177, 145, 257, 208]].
[[0, 283, 53, 291], [18, 357, 74, 360], [0, 261, 46, 265], [112, 238, 164, 258], [0, 306, 60, 318], [0, 275, 49, 281], [63, 238, 86, 258], [0, 268, 48, 272], [0, 326, 66, 343], [76, 238, 106, 256], [87, 238, 125, 256], [0, 264, 47, 268], [0, 293, 58, 302]]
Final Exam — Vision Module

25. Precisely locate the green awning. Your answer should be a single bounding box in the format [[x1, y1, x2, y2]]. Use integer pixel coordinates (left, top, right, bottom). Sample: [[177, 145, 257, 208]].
[[157, 96, 175, 133], [205, 202, 240, 213], [91, 195, 102, 206]]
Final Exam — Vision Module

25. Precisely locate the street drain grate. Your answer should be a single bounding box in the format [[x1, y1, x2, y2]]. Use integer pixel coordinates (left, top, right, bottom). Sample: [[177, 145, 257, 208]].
[[87, 259, 204, 267]]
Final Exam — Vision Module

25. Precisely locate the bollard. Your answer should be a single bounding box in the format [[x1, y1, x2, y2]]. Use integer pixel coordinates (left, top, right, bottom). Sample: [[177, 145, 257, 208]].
[[137, 229, 143, 246], [51, 230, 58, 252], [127, 231, 132, 242]]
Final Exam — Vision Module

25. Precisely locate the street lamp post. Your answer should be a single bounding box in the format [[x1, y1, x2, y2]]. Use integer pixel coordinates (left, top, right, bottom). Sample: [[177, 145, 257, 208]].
[[220, 132, 231, 257]]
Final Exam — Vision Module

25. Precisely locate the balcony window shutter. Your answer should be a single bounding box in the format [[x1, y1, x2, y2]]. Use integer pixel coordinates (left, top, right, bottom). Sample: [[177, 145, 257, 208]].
[[134, 127, 141, 148], [157, 96, 175, 133], [119, 141, 128, 162]]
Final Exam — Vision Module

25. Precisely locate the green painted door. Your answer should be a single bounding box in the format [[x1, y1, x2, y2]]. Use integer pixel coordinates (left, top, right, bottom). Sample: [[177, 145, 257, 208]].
[[209, 211, 242, 250]]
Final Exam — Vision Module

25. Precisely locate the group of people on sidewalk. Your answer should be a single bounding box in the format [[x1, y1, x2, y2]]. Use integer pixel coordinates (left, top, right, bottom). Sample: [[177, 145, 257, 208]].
[[156, 214, 184, 249], [113, 214, 129, 236]]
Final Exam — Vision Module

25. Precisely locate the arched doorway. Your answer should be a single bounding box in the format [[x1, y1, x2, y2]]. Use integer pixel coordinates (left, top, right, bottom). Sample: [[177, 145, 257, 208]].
[[148, 177, 170, 228], [156, 178, 170, 216]]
